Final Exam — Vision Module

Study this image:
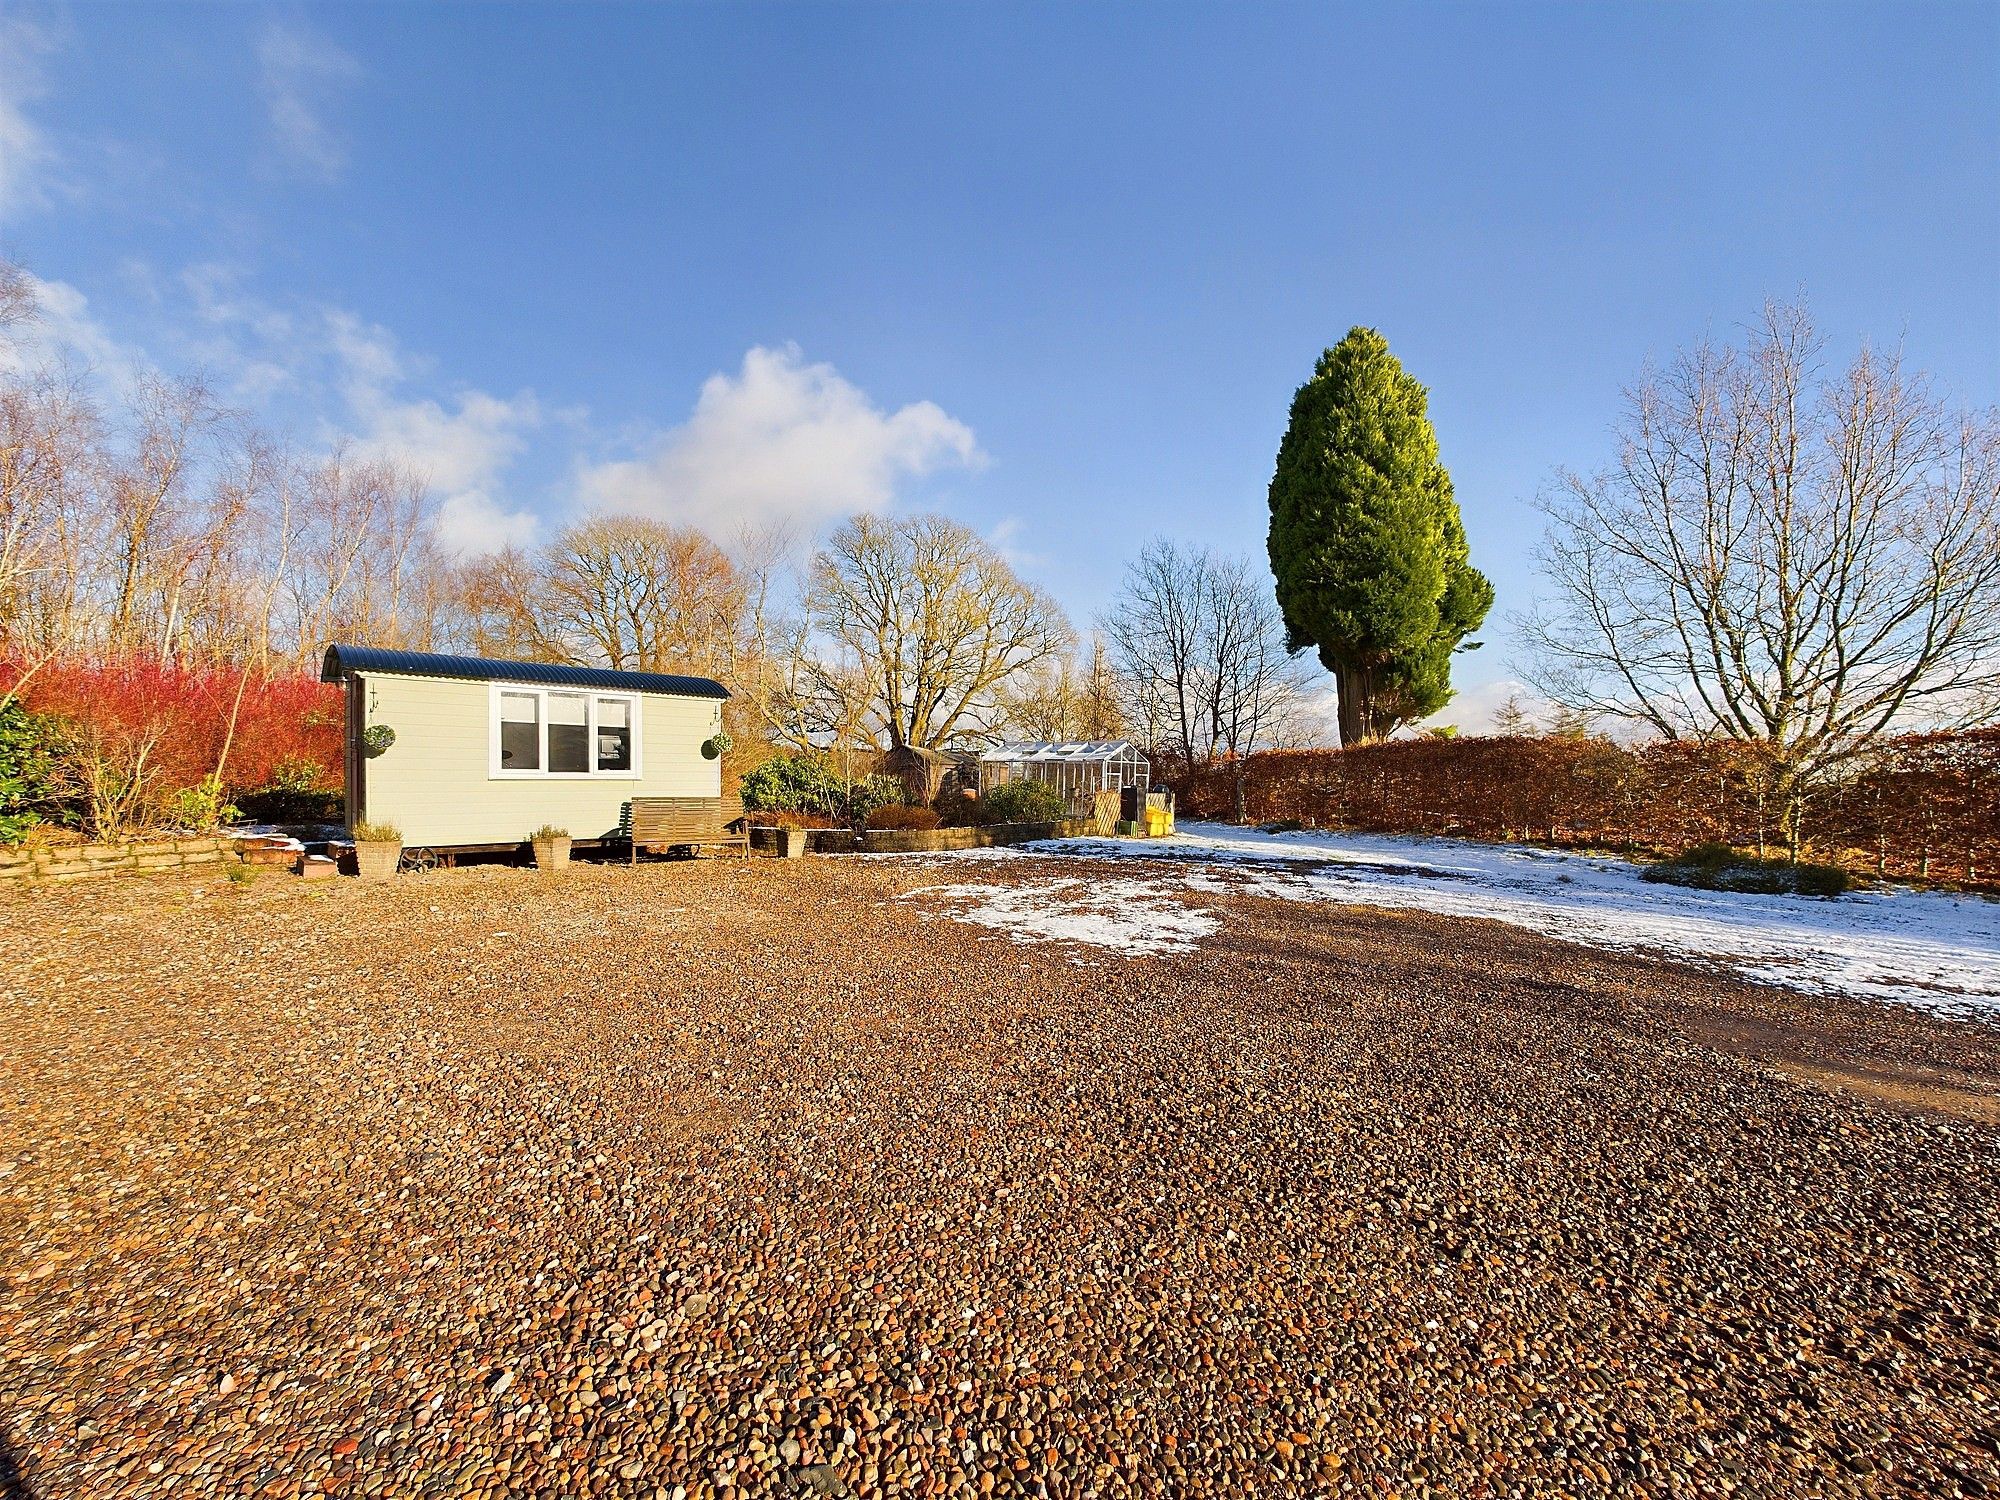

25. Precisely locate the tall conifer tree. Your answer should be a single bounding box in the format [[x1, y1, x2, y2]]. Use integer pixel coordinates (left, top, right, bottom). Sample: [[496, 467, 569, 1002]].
[[1267, 328, 1492, 743]]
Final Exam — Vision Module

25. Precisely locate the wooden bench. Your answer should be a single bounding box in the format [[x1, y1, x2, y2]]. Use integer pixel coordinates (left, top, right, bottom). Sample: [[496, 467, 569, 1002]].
[[624, 796, 749, 862]]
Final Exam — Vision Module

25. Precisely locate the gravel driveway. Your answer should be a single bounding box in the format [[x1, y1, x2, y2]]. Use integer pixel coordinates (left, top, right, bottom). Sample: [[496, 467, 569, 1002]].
[[3, 853, 1998, 1499]]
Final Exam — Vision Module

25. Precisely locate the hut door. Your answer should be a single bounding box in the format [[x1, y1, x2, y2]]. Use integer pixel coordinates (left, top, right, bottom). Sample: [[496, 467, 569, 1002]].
[[345, 674, 365, 828]]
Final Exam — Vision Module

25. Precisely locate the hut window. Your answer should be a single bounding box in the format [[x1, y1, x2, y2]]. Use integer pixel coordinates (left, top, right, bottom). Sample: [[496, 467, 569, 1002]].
[[547, 692, 589, 773], [595, 698, 632, 771], [499, 692, 541, 771], [490, 686, 642, 778]]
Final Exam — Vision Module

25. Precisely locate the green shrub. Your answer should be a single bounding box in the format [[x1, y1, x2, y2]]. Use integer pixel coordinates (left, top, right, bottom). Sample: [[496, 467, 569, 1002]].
[[266, 753, 329, 794], [739, 755, 849, 817], [235, 783, 344, 824], [234, 755, 340, 824], [0, 699, 56, 843], [935, 791, 979, 827], [740, 757, 903, 827], [844, 774, 904, 827], [1641, 842, 1852, 898], [1789, 863, 1853, 898], [977, 778, 1069, 826], [162, 775, 241, 832]]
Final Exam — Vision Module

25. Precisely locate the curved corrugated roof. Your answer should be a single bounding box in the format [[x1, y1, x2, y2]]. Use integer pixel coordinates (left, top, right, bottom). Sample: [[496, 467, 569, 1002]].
[[321, 644, 729, 699]]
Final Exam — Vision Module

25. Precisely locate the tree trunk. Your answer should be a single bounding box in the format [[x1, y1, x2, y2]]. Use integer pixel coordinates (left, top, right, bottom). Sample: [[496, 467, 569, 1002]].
[[1782, 785, 1809, 863], [1333, 661, 1373, 747], [1231, 762, 1248, 824]]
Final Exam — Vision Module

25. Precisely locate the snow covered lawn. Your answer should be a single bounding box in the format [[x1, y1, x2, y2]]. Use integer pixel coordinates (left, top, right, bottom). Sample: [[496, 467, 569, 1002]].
[[904, 821, 2000, 1023]]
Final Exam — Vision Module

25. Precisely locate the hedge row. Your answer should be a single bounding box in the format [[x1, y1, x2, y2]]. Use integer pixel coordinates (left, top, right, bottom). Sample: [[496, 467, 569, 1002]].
[[1169, 731, 2000, 888]]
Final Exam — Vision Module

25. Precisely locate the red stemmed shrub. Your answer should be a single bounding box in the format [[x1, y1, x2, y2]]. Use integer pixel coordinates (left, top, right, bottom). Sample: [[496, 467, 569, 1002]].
[[1, 656, 342, 835]]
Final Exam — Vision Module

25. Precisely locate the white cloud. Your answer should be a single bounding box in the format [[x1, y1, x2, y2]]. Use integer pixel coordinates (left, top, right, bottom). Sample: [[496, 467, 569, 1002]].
[[575, 344, 982, 535], [0, 17, 60, 218], [435, 489, 540, 556], [173, 269, 543, 555], [5, 260, 544, 556], [179, 261, 303, 399], [987, 515, 1044, 570], [351, 386, 539, 496], [0, 271, 148, 391], [257, 19, 359, 182], [350, 387, 543, 555], [329, 319, 542, 556], [322, 307, 402, 390]]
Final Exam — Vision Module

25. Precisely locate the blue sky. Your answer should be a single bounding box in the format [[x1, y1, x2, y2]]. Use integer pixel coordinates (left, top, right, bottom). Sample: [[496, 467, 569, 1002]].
[[4, 2, 1996, 724]]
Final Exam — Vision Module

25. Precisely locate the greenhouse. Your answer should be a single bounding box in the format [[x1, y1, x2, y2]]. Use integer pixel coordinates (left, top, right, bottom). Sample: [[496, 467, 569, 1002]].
[[976, 740, 1152, 814]]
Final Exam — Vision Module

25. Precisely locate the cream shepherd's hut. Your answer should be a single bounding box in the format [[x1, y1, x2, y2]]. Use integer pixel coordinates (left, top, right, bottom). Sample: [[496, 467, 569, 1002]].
[[322, 645, 730, 850]]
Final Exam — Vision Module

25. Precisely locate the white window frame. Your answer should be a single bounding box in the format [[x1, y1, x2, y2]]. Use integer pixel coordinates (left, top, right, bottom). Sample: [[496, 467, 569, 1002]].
[[488, 683, 644, 780]]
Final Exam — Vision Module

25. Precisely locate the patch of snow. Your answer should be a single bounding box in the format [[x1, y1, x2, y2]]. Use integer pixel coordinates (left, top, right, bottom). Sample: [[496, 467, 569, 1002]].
[[899, 877, 1219, 956], [1024, 822, 2000, 1022]]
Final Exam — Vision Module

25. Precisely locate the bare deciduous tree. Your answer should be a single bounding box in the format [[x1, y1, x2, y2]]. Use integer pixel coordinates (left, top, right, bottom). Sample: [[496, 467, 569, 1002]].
[[280, 446, 441, 662], [0, 364, 97, 688], [1103, 539, 1209, 766], [720, 527, 857, 753], [105, 374, 226, 653], [0, 274, 104, 694], [1521, 303, 2000, 844], [1103, 539, 1311, 800], [812, 513, 1071, 751], [451, 516, 746, 678], [1001, 633, 1126, 742], [0, 262, 34, 334], [0, 257, 465, 679]]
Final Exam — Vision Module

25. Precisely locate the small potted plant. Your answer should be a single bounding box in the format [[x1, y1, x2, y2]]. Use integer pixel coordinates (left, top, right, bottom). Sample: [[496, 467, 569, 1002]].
[[351, 820, 402, 882], [530, 823, 571, 872]]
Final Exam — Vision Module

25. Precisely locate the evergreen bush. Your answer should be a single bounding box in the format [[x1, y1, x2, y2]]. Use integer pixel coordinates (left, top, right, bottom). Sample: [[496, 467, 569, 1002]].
[[976, 779, 1068, 825]]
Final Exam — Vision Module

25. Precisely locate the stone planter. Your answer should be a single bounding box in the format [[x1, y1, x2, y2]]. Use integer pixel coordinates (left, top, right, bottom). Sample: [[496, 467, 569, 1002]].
[[532, 836, 572, 872], [353, 840, 402, 882], [774, 827, 808, 859]]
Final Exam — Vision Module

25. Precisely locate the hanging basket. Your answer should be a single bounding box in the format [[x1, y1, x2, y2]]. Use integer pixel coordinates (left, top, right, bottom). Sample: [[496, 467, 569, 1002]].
[[700, 731, 733, 761], [361, 724, 397, 758]]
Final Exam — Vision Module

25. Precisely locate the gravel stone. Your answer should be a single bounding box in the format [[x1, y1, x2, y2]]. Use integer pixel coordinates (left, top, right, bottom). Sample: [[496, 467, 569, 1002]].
[[2, 854, 1997, 1498]]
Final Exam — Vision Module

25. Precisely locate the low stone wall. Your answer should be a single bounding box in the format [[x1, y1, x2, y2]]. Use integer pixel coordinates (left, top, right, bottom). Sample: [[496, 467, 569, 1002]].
[[858, 819, 1093, 854], [745, 825, 856, 856], [0, 835, 262, 884]]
